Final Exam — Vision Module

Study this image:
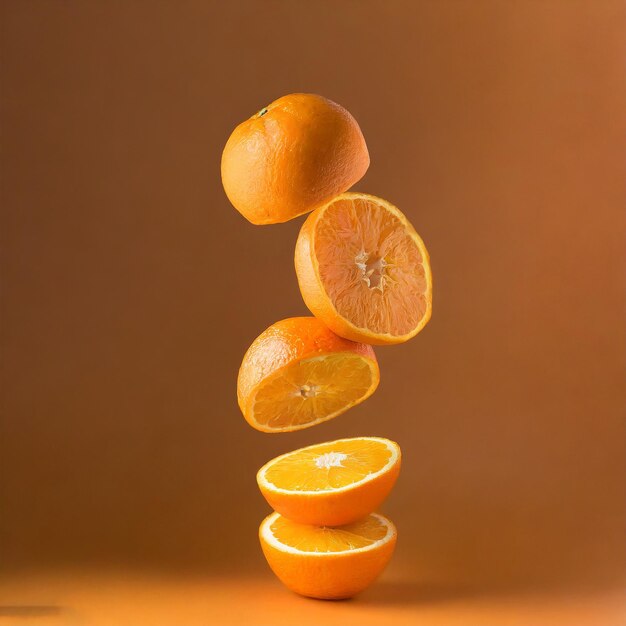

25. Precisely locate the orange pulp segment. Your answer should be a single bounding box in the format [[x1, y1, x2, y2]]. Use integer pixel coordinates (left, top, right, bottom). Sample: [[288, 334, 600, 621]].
[[295, 192, 432, 344], [268, 512, 390, 552]]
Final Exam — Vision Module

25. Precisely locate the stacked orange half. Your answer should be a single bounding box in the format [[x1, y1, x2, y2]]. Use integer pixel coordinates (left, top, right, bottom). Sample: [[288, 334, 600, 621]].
[[260, 512, 397, 600], [258, 436, 401, 526], [257, 437, 401, 599]]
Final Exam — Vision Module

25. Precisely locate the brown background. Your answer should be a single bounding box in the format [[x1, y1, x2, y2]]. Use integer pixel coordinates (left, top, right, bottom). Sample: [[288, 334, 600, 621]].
[[1, 0, 624, 619]]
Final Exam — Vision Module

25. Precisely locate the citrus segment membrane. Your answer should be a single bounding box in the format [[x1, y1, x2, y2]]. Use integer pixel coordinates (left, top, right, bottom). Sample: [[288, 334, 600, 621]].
[[313, 195, 429, 337]]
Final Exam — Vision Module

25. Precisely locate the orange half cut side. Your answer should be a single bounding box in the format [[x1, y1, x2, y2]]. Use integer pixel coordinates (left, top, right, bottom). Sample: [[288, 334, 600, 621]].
[[295, 192, 432, 345]]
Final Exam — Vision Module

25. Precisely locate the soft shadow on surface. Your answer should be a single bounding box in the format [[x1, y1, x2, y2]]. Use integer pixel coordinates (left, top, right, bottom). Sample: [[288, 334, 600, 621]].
[[355, 575, 626, 609], [356, 580, 479, 607], [0, 605, 64, 616]]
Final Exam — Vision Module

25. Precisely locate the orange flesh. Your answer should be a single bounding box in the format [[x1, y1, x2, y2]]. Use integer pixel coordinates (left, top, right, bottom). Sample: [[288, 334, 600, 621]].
[[264, 439, 393, 491], [251, 353, 375, 430], [314, 197, 428, 336], [270, 514, 388, 552]]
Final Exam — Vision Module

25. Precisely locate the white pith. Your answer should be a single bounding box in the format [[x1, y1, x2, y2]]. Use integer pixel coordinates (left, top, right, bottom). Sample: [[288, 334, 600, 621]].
[[260, 511, 397, 556], [315, 451, 348, 469], [257, 436, 400, 495], [297, 384, 318, 398], [355, 250, 388, 292]]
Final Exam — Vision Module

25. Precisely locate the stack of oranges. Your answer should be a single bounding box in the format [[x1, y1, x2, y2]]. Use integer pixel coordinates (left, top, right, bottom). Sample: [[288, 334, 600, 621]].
[[221, 94, 433, 600]]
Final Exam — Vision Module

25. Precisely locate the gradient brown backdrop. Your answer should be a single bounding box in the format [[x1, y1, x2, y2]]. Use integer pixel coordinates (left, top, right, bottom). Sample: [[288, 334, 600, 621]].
[[1, 0, 624, 600]]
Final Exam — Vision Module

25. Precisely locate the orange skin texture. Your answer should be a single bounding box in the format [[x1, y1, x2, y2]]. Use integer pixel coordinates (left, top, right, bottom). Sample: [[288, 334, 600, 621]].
[[237, 317, 378, 431], [260, 518, 397, 600], [294, 193, 433, 345], [221, 94, 369, 225], [258, 454, 401, 527]]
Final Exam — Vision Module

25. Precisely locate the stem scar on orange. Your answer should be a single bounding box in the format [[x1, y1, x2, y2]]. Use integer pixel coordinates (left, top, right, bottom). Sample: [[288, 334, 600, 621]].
[[237, 317, 379, 433], [221, 94, 369, 225], [295, 192, 433, 345]]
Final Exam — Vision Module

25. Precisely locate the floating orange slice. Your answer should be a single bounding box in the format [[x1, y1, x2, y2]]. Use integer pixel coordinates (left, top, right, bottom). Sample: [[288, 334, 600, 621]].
[[295, 192, 433, 345], [237, 317, 379, 433], [259, 512, 397, 599], [257, 437, 400, 526]]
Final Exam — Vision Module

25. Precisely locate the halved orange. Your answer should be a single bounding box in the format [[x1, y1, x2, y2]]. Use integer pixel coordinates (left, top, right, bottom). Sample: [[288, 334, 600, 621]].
[[237, 317, 379, 433], [221, 94, 369, 225], [295, 192, 433, 345], [259, 511, 397, 599], [257, 437, 400, 526]]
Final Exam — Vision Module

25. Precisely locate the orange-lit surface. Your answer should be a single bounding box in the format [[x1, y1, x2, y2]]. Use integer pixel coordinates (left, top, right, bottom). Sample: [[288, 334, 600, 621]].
[[0, 570, 623, 626]]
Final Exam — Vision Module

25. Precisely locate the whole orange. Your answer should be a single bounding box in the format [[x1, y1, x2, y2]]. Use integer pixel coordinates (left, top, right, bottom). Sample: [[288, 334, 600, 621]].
[[221, 94, 369, 225]]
